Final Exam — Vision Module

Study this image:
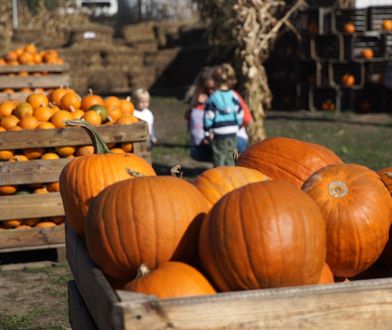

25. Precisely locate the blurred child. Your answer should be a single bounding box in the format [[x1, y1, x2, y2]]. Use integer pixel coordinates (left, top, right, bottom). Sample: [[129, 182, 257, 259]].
[[185, 67, 215, 161], [133, 88, 157, 149], [204, 64, 243, 166]]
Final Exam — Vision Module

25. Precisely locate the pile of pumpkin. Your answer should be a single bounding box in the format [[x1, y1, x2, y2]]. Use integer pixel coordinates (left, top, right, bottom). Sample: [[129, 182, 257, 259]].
[[0, 44, 65, 94], [60, 122, 392, 299], [0, 89, 138, 231]]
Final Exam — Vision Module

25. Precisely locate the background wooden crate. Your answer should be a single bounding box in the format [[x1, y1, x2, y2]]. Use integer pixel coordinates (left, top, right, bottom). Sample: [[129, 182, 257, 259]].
[[0, 64, 70, 102], [66, 225, 392, 330], [0, 122, 149, 257]]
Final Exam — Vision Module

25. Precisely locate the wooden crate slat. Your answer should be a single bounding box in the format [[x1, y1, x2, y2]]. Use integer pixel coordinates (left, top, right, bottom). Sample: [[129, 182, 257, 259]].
[[114, 278, 392, 329], [0, 224, 64, 251], [0, 122, 148, 150], [66, 225, 120, 330], [0, 64, 69, 74], [0, 158, 69, 185], [0, 74, 70, 89], [68, 280, 99, 330], [0, 92, 41, 103], [0, 192, 64, 221]]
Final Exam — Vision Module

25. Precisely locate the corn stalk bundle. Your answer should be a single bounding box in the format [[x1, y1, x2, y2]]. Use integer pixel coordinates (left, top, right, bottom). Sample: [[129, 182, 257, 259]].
[[196, 0, 304, 143]]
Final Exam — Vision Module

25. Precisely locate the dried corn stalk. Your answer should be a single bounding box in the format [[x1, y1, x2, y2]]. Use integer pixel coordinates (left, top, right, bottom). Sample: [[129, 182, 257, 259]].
[[196, 0, 304, 143]]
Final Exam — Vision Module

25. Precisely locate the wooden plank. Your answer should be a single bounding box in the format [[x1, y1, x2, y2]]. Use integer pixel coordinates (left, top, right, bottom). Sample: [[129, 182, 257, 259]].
[[66, 225, 120, 330], [0, 64, 69, 74], [0, 158, 69, 185], [115, 278, 392, 329], [0, 193, 64, 220], [0, 122, 148, 150], [68, 280, 99, 330], [0, 224, 64, 251], [0, 92, 38, 103], [0, 243, 64, 254], [0, 74, 70, 89], [133, 141, 151, 163]]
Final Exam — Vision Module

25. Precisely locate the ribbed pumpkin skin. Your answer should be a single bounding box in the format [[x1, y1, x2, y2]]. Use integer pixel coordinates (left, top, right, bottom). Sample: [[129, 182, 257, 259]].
[[199, 180, 326, 292], [123, 262, 216, 298], [318, 263, 334, 284], [302, 164, 392, 277], [194, 166, 269, 207], [85, 176, 209, 281], [378, 167, 392, 195], [237, 137, 343, 188], [60, 153, 156, 236]]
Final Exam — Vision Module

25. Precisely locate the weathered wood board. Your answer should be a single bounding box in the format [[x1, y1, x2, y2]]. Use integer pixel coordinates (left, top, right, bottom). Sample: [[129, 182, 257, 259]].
[[66, 225, 392, 330]]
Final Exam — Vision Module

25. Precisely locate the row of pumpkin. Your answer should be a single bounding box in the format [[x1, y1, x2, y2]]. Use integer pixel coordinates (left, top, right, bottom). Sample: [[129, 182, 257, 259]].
[[59, 120, 392, 299]]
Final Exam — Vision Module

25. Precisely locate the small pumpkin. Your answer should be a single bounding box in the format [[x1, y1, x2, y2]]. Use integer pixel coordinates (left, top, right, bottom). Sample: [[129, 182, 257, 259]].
[[123, 262, 216, 298], [199, 180, 326, 291], [89, 105, 108, 122], [344, 23, 356, 34], [81, 91, 104, 111], [194, 166, 269, 208], [341, 74, 355, 87], [362, 48, 374, 59], [14, 102, 33, 119], [383, 20, 392, 31], [36, 221, 56, 228], [237, 137, 343, 188], [59, 120, 156, 236], [85, 176, 208, 280], [302, 164, 392, 277]]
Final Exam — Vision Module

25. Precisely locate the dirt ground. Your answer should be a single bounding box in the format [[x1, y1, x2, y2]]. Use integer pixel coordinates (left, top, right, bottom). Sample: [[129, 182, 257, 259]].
[[0, 97, 391, 329]]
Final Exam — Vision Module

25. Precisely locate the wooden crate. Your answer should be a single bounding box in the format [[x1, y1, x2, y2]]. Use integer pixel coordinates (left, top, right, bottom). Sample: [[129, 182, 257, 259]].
[[0, 122, 149, 257], [0, 64, 70, 102], [66, 224, 392, 330]]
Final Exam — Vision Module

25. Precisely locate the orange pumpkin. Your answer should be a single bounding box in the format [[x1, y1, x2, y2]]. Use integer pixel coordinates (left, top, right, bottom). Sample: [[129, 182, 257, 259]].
[[19, 116, 39, 130], [302, 164, 392, 277], [120, 98, 135, 115], [362, 48, 374, 59], [36, 221, 56, 228], [121, 142, 133, 153], [237, 137, 343, 188], [76, 145, 94, 157], [341, 74, 355, 87], [50, 110, 73, 128], [23, 148, 45, 160], [82, 110, 102, 126], [2, 220, 22, 228], [0, 100, 17, 117], [59, 120, 157, 236], [383, 20, 392, 31], [47, 182, 60, 192], [0, 186, 17, 195], [27, 93, 49, 109], [55, 146, 76, 157], [33, 106, 53, 122], [41, 153, 60, 160], [81, 92, 104, 111], [107, 107, 122, 122], [14, 102, 33, 119], [1, 115, 19, 130], [194, 166, 269, 208], [49, 88, 69, 105], [199, 180, 326, 291], [110, 148, 125, 154], [104, 96, 121, 109], [123, 262, 216, 298], [24, 218, 40, 226], [86, 176, 208, 280], [38, 122, 55, 130], [344, 23, 356, 34], [0, 150, 14, 160], [116, 115, 138, 125], [60, 92, 81, 111]]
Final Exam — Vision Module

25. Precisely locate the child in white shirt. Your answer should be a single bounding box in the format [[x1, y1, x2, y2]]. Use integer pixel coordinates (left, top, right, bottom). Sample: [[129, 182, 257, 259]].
[[132, 88, 157, 148]]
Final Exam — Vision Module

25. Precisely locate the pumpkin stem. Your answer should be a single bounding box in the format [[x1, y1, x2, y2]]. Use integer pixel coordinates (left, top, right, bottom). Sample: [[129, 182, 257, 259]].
[[70, 105, 76, 113], [126, 168, 145, 177], [232, 148, 240, 162], [136, 264, 151, 279], [385, 172, 392, 179], [126, 96, 131, 102], [170, 165, 183, 178], [65, 119, 111, 154], [88, 88, 93, 95], [328, 180, 349, 198]]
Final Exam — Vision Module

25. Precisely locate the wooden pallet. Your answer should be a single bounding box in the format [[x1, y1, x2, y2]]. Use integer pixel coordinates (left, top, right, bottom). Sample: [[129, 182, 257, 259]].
[[0, 122, 149, 259], [66, 224, 392, 330], [0, 64, 70, 102]]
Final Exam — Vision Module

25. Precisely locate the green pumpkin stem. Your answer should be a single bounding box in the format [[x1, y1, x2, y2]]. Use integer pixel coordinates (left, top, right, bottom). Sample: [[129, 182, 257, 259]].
[[170, 165, 183, 178], [65, 119, 111, 154], [126, 168, 145, 177]]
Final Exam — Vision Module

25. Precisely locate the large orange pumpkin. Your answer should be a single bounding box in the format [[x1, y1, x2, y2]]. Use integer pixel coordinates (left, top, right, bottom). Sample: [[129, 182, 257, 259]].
[[59, 120, 156, 236], [302, 164, 392, 277], [85, 176, 209, 281], [237, 137, 343, 188], [194, 166, 269, 207], [123, 262, 216, 298], [199, 180, 326, 291]]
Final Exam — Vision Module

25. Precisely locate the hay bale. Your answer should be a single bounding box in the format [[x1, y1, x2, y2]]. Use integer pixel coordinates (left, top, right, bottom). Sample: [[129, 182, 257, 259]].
[[123, 22, 156, 44], [70, 24, 114, 46], [102, 48, 144, 68], [127, 40, 159, 53], [12, 28, 41, 44], [60, 47, 102, 67]]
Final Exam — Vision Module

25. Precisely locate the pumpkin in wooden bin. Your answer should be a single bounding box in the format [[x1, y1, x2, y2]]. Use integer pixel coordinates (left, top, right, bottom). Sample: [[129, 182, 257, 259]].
[[383, 20, 392, 31], [341, 74, 355, 87], [81, 90, 104, 111], [199, 180, 326, 291], [194, 166, 269, 208], [236, 137, 342, 188], [60, 120, 156, 236], [123, 262, 216, 298], [85, 176, 208, 281], [361, 48, 374, 59], [302, 164, 392, 277], [344, 23, 356, 34]]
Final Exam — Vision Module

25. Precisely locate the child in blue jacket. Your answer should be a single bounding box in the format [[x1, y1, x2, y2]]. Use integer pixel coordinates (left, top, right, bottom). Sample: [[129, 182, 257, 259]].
[[204, 64, 243, 166]]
